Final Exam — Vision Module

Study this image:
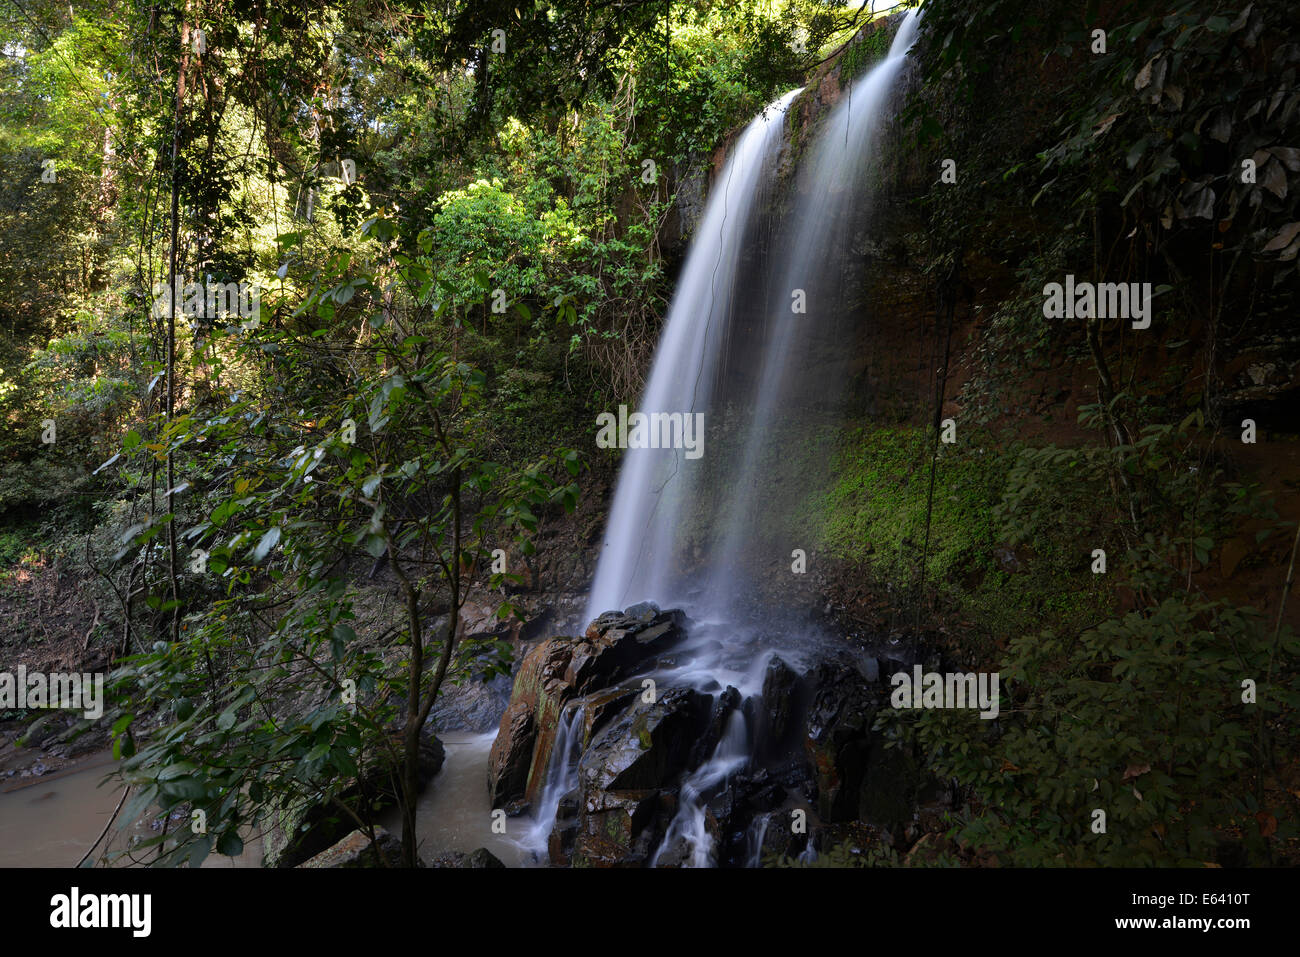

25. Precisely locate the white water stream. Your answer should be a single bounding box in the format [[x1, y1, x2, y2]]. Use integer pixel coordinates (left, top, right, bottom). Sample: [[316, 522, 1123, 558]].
[[566, 10, 923, 867]]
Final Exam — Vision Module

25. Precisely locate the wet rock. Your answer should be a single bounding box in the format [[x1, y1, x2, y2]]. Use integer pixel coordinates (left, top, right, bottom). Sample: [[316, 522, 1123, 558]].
[[578, 687, 710, 792], [298, 826, 408, 868], [362, 728, 445, 798], [652, 809, 721, 869], [483, 604, 937, 867], [653, 839, 690, 867], [802, 659, 880, 823], [703, 763, 801, 866], [582, 686, 640, 744], [689, 686, 741, 770], [859, 656, 880, 683], [488, 706, 537, 808], [747, 807, 812, 865], [488, 606, 687, 808], [16, 712, 64, 749], [487, 637, 574, 808], [556, 684, 713, 866], [504, 797, 532, 817], [568, 789, 662, 867], [61, 722, 110, 760], [569, 607, 686, 695], [546, 787, 582, 864], [622, 600, 660, 621], [430, 670, 513, 734], [429, 847, 507, 868], [731, 767, 786, 819], [756, 656, 800, 757]]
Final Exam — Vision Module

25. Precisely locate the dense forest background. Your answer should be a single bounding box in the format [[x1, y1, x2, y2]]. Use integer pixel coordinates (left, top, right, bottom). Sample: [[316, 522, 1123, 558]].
[[1, 0, 1297, 868]]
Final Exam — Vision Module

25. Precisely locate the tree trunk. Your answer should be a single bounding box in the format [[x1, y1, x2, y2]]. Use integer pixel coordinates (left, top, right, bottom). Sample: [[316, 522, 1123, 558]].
[[163, 12, 195, 643]]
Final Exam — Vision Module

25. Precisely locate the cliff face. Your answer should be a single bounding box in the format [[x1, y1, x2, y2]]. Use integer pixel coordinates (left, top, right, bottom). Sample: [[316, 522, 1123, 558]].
[[745, 10, 1300, 647], [504, 5, 1300, 646]]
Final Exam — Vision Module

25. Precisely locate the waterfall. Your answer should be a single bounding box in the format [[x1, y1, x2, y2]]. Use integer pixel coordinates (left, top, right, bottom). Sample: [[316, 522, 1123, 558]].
[[650, 707, 750, 868], [745, 814, 770, 868], [586, 10, 921, 622], [517, 703, 585, 861], [542, 9, 923, 867], [585, 87, 803, 620], [709, 10, 922, 615]]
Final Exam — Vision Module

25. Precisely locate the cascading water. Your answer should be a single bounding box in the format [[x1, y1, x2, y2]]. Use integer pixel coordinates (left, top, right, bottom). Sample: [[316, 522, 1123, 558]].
[[524, 10, 923, 868], [650, 708, 750, 867], [585, 87, 803, 620], [710, 10, 922, 613], [518, 703, 585, 860], [745, 815, 769, 868], [586, 9, 921, 622]]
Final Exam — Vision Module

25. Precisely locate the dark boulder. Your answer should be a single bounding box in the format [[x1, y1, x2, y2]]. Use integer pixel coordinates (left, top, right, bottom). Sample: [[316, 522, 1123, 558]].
[[265, 726, 444, 869], [566, 789, 664, 867], [578, 686, 710, 793], [689, 685, 742, 770], [429, 847, 507, 868], [756, 655, 801, 757], [429, 670, 513, 734], [488, 605, 687, 808], [802, 659, 880, 823]]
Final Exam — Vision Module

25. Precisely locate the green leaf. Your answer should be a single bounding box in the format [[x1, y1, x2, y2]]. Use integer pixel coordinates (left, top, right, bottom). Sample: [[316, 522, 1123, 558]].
[[306, 742, 331, 762], [119, 787, 157, 829], [1126, 137, 1149, 169], [331, 623, 355, 661], [188, 836, 212, 868], [157, 761, 197, 781], [160, 777, 207, 800], [216, 831, 244, 857], [331, 751, 359, 777]]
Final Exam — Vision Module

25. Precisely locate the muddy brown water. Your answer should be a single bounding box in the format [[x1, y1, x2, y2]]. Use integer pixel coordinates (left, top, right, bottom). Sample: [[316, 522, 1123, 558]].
[[379, 731, 527, 867], [0, 752, 258, 867], [1, 733, 522, 867]]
